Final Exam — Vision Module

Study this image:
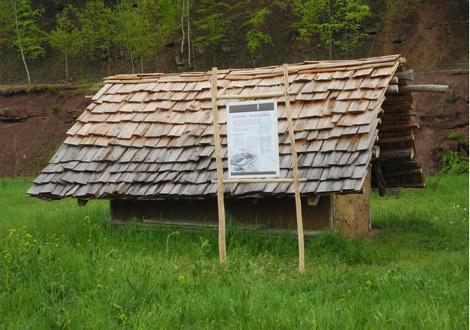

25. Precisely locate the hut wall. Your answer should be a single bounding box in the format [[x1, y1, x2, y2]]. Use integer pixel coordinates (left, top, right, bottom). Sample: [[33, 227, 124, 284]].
[[110, 169, 371, 236], [333, 166, 371, 236], [110, 196, 332, 231]]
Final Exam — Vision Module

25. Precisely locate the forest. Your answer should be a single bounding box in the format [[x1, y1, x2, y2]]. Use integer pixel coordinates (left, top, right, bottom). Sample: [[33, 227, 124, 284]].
[[0, 0, 450, 84]]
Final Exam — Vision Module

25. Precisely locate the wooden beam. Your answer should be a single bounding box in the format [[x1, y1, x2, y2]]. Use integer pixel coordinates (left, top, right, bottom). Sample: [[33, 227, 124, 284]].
[[379, 149, 415, 159], [217, 91, 297, 99], [384, 168, 423, 178], [372, 145, 380, 158], [393, 69, 414, 81], [386, 84, 450, 94], [308, 196, 320, 206], [210, 68, 227, 265], [382, 103, 413, 112], [386, 85, 399, 94], [377, 134, 414, 144], [386, 182, 426, 188], [380, 112, 417, 118], [211, 178, 307, 184], [379, 123, 419, 132]]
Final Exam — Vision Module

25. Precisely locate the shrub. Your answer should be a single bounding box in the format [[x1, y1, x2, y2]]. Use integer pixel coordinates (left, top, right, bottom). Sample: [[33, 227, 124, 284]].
[[441, 151, 469, 174]]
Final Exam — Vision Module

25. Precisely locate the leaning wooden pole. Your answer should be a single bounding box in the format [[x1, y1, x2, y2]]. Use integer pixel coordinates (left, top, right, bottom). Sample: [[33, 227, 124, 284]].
[[210, 67, 227, 265], [283, 63, 305, 273]]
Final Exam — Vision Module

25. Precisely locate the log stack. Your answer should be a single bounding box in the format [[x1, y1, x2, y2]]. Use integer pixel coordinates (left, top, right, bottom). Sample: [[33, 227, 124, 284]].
[[373, 64, 443, 194]]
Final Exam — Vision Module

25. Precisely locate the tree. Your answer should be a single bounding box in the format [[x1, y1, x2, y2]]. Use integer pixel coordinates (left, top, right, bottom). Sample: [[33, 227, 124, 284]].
[[115, 0, 150, 74], [79, 0, 114, 76], [291, 0, 371, 59], [48, 5, 82, 81], [138, 0, 178, 72], [242, 7, 273, 66], [193, 0, 231, 64], [0, 0, 46, 84], [115, 0, 178, 74]]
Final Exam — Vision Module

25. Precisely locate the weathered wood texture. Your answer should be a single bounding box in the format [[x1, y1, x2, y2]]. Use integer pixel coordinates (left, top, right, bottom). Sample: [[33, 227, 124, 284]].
[[386, 84, 450, 94], [376, 63, 426, 189], [28, 55, 425, 201]]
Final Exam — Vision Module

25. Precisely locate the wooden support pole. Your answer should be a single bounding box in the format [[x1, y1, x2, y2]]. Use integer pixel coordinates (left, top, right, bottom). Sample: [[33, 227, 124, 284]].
[[210, 67, 227, 265], [386, 84, 450, 94], [283, 63, 305, 274]]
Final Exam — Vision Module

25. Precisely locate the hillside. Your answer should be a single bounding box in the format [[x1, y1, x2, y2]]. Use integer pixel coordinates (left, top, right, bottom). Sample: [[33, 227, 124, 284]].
[[0, 0, 468, 83]]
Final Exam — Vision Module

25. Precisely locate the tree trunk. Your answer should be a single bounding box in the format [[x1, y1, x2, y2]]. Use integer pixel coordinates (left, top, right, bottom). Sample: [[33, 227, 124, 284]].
[[65, 52, 68, 81], [154, 46, 158, 72], [11, 0, 31, 84], [187, 0, 191, 67], [108, 49, 111, 77]]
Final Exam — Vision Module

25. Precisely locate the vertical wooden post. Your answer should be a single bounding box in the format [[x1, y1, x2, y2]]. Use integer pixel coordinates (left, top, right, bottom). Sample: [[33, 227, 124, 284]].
[[283, 63, 305, 273], [210, 67, 227, 264]]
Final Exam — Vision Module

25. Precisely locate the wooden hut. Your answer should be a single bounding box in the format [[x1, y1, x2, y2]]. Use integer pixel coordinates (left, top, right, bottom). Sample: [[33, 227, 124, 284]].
[[28, 55, 425, 236]]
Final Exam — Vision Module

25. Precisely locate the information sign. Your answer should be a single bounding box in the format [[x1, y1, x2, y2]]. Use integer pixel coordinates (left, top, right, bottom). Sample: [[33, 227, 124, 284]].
[[227, 100, 280, 178]]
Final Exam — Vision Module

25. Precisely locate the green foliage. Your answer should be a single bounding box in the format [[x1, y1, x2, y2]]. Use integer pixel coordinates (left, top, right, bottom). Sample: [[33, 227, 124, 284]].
[[440, 131, 469, 174], [0, 0, 46, 83], [48, 5, 82, 81], [441, 151, 469, 174], [79, 0, 114, 61], [291, 0, 372, 58], [448, 130, 468, 147], [52, 104, 60, 113], [114, 0, 177, 73], [383, 0, 420, 22], [193, 0, 231, 52], [242, 8, 273, 63]]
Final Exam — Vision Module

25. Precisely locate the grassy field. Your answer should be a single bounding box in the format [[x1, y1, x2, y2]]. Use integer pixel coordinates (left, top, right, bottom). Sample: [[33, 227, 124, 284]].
[[0, 175, 468, 329]]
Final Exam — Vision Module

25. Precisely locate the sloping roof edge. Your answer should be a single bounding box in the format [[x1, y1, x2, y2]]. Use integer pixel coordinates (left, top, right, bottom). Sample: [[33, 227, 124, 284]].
[[27, 55, 424, 201]]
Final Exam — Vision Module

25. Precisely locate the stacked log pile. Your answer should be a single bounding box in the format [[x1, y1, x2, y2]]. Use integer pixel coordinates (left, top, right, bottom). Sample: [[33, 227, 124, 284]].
[[374, 67, 449, 194]]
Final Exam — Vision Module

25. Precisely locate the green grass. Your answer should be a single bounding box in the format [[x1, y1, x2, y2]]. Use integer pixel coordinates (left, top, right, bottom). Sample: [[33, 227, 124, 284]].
[[0, 175, 468, 329]]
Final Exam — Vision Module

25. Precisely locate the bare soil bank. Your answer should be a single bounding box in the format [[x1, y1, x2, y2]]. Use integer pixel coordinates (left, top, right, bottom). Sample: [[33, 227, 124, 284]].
[[0, 71, 467, 178]]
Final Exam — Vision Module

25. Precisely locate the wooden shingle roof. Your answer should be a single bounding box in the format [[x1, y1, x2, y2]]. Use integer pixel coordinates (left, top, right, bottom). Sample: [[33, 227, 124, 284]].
[[28, 55, 424, 200]]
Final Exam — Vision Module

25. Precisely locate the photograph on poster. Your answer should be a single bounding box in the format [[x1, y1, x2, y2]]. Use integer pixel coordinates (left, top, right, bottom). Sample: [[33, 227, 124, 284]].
[[227, 100, 280, 178]]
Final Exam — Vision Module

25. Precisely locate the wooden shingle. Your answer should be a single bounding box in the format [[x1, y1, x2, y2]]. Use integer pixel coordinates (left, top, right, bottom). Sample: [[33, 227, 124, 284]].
[[28, 56, 424, 200]]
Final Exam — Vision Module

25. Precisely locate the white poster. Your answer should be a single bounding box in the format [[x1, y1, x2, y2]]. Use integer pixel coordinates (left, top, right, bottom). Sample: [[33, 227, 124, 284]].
[[227, 100, 280, 178]]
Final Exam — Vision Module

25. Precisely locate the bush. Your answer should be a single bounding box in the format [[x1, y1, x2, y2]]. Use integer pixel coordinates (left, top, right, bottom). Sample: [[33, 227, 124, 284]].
[[441, 151, 469, 174], [440, 131, 469, 174]]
